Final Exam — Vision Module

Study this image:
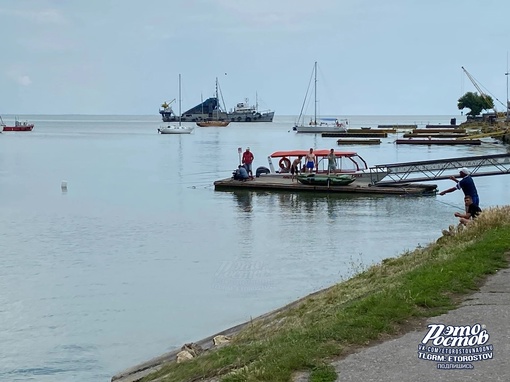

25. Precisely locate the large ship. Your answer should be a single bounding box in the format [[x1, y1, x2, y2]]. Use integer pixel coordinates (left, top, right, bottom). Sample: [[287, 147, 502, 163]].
[[159, 79, 274, 123]]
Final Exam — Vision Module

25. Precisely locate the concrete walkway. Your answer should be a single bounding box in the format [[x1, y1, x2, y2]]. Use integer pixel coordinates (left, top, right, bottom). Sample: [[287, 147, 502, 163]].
[[330, 268, 510, 382]]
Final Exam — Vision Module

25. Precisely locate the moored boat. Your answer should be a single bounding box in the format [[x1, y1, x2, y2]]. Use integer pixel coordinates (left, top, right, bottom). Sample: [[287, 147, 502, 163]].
[[158, 74, 194, 135], [196, 120, 230, 127], [158, 125, 193, 134], [1, 116, 34, 132], [296, 173, 356, 186], [294, 118, 348, 133], [228, 98, 274, 122], [293, 62, 348, 133], [160, 79, 274, 123], [263, 149, 389, 184]]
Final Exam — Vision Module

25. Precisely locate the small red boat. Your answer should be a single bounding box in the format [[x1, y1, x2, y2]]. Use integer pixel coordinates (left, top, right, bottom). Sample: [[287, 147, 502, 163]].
[[1, 116, 34, 132]]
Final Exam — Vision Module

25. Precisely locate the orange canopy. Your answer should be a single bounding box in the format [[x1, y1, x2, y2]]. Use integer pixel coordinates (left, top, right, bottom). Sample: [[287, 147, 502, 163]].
[[270, 150, 358, 158]]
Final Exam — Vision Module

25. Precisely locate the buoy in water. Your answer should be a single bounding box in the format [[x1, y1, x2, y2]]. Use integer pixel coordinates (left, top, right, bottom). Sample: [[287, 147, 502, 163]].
[[61, 180, 68, 191]]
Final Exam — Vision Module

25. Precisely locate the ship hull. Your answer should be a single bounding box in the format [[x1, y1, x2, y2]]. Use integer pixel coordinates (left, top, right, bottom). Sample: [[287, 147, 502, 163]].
[[161, 110, 274, 123], [3, 125, 34, 131], [159, 96, 274, 123]]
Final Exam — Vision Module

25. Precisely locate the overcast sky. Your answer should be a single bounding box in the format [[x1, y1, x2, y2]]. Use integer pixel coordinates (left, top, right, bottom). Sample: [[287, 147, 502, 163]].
[[2, 0, 509, 116]]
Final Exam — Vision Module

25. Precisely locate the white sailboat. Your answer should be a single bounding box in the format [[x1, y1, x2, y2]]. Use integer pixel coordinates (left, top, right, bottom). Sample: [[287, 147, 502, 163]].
[[158, 74, 194, 134], [293, 61, 348, 133]]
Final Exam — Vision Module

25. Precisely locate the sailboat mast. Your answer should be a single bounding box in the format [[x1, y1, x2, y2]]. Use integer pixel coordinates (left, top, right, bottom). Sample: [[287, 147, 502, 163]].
[[178, 74, 182, 126], [314, 61, 317, 125], [215, 77, 219, 119], [506, 52, 509, 122]]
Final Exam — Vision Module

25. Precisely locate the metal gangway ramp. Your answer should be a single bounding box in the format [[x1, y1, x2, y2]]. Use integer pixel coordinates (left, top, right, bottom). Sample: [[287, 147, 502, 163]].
[[374, 153, 510, 184]]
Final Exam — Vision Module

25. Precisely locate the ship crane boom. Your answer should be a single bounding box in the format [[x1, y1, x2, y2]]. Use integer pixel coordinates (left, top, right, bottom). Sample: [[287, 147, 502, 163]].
[[461, 66, 506, 115]]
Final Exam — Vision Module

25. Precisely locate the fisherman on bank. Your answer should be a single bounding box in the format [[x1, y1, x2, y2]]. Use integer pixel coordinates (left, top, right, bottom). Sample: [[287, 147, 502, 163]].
[[439, 167, 479, 208], [454, 195, 482, 225]]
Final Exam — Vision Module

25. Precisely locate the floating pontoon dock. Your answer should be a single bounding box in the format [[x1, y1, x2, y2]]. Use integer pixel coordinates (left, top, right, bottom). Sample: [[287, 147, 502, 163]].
[[378, 124, 417, 129], [395, 139, 481, 145], [347, 128, 396, 134], [214, 176, 436, 195], [215, 154, 510, 195], [425, 124, 461, 129], [322, 132, 388, 138], [413, 128, 466, 134], [401, 133, 468, 138], [337, 138, 381, 145]]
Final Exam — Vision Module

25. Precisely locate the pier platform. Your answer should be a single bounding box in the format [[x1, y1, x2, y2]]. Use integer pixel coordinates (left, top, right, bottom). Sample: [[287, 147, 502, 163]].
[[337, 138, 381, 145], [322, 132, 388, 138], [402, 133, 468, 138], [214, 176, 436, 195], [395, 139, 481, 145], [425, 124, 461, 129], [377, 124, 417, 129], [413, 128, 466, 134], [347, 128, 396, 134]]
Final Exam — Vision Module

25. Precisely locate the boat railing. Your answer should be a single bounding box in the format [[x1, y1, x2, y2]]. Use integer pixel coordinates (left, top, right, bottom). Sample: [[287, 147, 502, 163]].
[[15, 120, 31, 127]]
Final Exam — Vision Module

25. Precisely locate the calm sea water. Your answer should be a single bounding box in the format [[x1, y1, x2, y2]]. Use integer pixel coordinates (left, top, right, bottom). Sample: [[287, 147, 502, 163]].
[[0, 114, 509, 381]]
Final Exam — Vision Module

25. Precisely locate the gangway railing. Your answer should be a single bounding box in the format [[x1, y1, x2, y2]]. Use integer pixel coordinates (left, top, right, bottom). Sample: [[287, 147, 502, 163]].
[[374, 153, 510, 184]]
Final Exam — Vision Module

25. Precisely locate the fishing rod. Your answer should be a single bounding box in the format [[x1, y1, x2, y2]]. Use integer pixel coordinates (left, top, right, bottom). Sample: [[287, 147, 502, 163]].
[[435, 198, 464, 211]]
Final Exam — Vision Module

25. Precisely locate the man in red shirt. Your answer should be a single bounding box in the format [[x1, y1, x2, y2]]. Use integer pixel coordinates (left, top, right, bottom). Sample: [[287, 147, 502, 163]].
[[242, 147, 254, 178]]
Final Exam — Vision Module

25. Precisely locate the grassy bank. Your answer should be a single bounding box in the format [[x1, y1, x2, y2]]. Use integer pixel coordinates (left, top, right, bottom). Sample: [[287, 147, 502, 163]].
[[142, 207, 510, 382]]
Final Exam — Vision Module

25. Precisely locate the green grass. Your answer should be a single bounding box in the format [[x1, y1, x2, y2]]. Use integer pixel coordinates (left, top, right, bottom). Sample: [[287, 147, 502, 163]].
[[141, 207, 510, 382]]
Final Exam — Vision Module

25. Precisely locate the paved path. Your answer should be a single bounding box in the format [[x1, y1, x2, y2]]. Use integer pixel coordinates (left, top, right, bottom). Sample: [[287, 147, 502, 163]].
[[330, 268, 510, 382]]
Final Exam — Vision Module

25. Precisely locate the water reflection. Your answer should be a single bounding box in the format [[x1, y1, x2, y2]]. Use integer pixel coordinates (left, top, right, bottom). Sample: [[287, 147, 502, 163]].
[[232, 190, 384, 218], [242, 190, 396, 216], [224, 189, 443, 261], [233, 190, 253, 212], [4, 114, 509, 382]]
